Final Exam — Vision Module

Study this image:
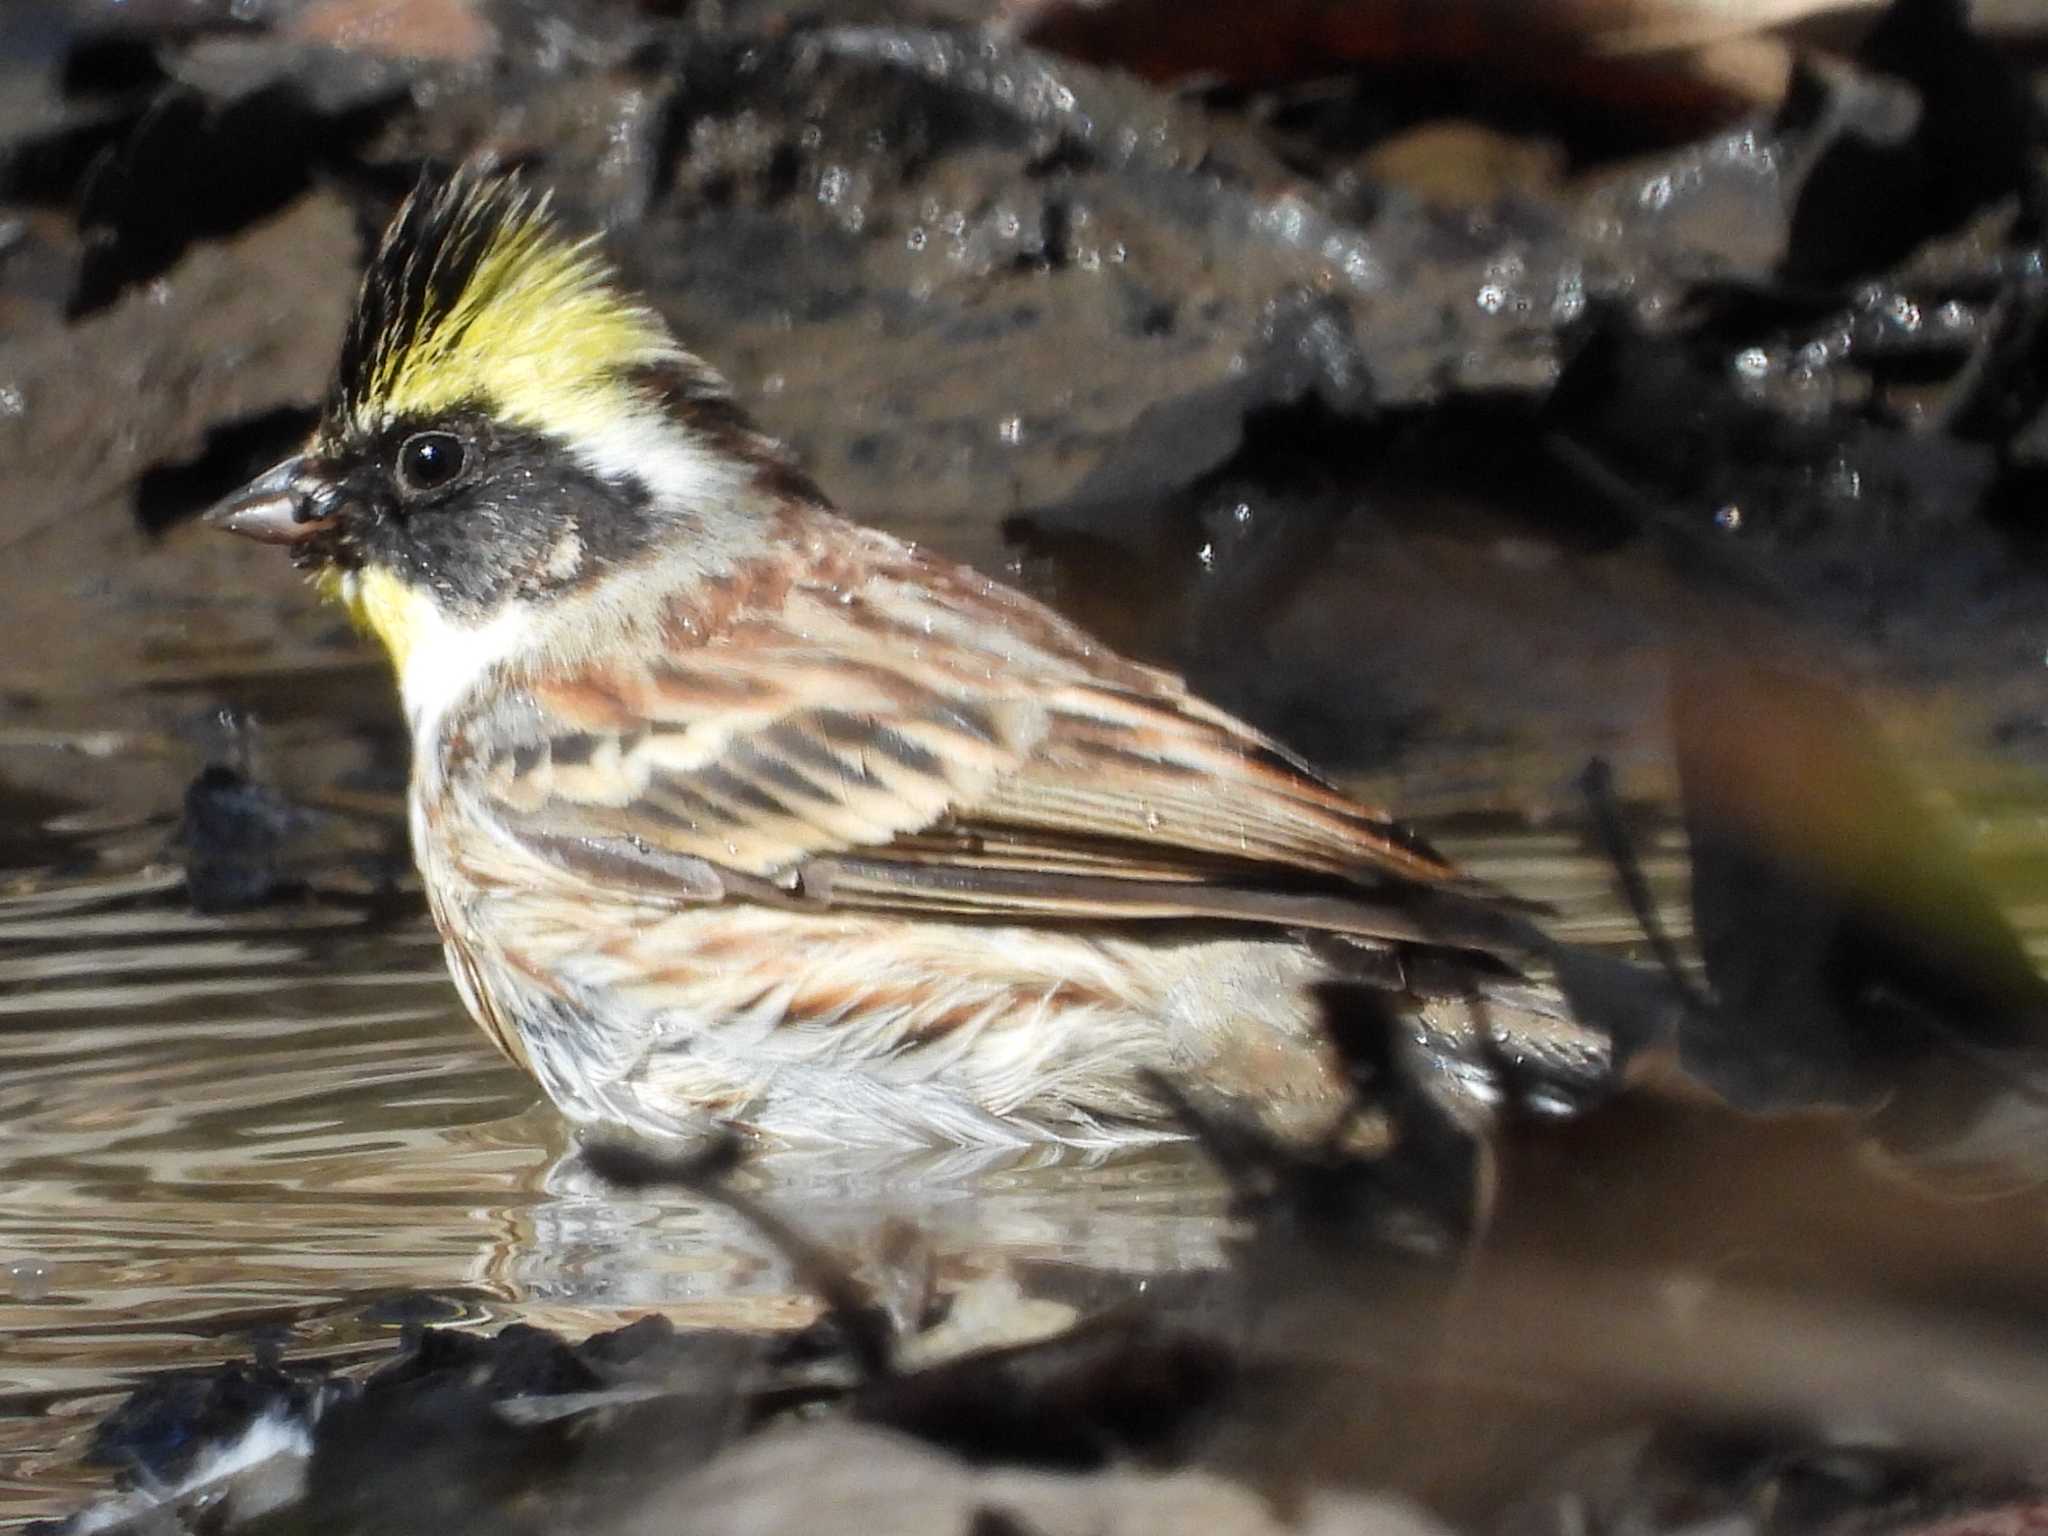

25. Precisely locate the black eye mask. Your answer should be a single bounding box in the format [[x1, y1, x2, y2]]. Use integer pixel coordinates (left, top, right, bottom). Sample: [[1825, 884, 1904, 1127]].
[[256, 408, 664, 619]]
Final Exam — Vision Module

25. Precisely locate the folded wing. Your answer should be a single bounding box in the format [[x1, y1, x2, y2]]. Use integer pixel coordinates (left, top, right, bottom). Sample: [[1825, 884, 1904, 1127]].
[[443, 532, 1488, 947]]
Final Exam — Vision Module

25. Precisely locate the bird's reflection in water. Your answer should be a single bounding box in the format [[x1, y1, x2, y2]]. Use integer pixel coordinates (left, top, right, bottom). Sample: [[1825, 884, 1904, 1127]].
[[491, 1136, 1236, 1316]]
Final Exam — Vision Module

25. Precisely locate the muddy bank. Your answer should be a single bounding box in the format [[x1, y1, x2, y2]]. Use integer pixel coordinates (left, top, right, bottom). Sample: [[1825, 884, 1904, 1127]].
[[3, 0, 2046, 867]]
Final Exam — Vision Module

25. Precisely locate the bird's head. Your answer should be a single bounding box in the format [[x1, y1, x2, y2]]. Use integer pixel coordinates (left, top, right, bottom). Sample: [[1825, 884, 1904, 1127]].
[[208, 165, 799, 695]]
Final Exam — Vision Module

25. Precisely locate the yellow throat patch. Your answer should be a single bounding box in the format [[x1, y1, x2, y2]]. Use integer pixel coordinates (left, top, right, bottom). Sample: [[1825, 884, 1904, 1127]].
[[320, 567, 434, 672]]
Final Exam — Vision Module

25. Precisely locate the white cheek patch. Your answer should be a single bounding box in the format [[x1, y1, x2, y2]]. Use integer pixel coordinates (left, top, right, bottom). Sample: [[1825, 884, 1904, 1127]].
[[542, 528, 585, 581], [560, 408, 746, 513]]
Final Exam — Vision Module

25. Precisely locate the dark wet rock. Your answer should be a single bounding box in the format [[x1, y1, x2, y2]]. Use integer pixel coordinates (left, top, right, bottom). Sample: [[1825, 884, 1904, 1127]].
[[179, 761, 317, 912], [85, 1359, 344, 1488], [46, 1289, 1232, 1533], [65, 78, 396, 313], [851, 1314, 1233, 1471], [1001, 294, 1372, 664], [170, 706, 414, 909], [0, 187, 358, 688], [1543, 304, 2003, 549], [364, 1319, 604, 1399]]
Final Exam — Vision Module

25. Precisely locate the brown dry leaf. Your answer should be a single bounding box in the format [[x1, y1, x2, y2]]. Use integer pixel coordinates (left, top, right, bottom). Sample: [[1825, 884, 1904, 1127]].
[[291, 0, 496, 63], [999, 0, 2047, 117], [1584, 0, 1878, 54], [1361, 122, 1569, 208], [1004, 0, 1795, 119]]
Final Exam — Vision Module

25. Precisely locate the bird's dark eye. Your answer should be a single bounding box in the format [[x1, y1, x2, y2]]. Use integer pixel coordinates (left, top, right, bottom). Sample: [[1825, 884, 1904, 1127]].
[[395, 431, 468, 497]]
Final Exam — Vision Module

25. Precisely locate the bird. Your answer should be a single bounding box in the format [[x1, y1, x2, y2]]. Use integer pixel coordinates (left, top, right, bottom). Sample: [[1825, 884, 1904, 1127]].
[[204, 163, 1601, 1148]]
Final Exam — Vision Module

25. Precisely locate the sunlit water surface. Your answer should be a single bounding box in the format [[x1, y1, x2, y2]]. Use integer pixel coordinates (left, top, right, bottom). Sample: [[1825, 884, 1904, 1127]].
[[2, 811, 2040, 1525]]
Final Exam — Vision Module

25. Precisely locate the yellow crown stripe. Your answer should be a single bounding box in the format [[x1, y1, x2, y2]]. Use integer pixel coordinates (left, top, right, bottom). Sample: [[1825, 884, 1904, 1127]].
[[360, 186, 682, 432]]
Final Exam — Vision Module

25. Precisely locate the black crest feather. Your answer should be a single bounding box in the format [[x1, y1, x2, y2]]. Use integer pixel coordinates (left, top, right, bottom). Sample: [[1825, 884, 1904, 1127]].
[[328, 164, 537, 430]]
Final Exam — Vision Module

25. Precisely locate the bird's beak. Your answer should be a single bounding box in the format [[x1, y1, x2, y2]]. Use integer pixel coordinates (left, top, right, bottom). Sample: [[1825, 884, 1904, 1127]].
[[204, 455, 343, 545]]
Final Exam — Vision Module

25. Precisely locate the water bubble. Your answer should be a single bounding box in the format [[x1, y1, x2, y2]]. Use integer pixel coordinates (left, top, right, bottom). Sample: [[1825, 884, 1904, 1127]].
[[1734, 347, 1771, 379], [1520, 1086, 1581, 1118], [1256, 199, 1306, 244], [1475, 283, 1507, 315], [6, 1260, 50, 1302], [1338, 244, 1380, 286], [998, 416, 1024, 446], [1551, 269, 1586, 324], [0, 384, 23, 418], [1713, 504, 1744, 533], [1196, 542, 1215, 569]]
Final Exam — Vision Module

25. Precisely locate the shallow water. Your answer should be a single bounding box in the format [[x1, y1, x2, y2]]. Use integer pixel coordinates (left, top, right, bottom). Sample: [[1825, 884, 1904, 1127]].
[[0, 810, 1709, 1526], [8, 796, 2048, 1526]]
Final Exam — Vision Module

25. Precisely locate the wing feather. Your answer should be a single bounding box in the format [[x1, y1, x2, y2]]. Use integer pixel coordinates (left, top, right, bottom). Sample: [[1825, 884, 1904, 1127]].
[[442, 526, 1461, 940]]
